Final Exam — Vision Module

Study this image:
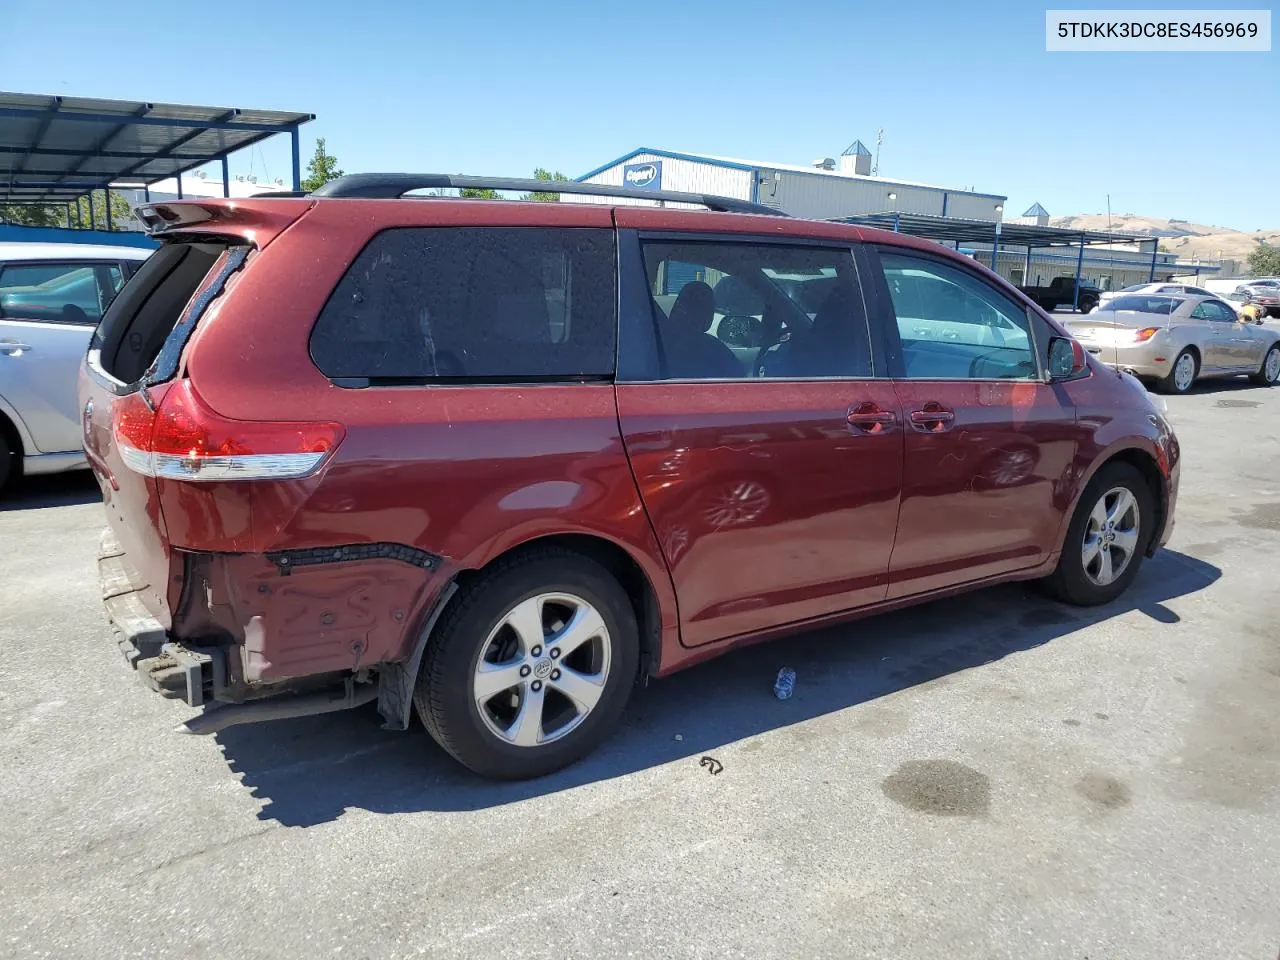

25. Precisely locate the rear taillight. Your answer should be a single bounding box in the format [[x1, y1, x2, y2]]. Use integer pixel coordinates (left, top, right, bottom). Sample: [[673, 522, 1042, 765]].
[[1133, 327, 1161, 342], [113, 380, 343, 481]]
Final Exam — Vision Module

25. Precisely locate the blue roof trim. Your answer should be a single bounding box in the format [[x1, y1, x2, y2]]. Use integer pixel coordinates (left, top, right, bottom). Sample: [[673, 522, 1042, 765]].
[[1023, 202, 1051, 217], [576, 147, 756, 181], [842, 140, 872, 156]]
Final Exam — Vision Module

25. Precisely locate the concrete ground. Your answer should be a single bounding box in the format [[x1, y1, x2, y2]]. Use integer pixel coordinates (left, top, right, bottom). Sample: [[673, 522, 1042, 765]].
[[1, 380, 1276, 960]]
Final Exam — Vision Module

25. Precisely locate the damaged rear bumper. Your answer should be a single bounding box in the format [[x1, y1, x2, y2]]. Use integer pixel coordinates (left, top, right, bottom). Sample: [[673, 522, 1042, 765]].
[[99, 528, 226, 707]]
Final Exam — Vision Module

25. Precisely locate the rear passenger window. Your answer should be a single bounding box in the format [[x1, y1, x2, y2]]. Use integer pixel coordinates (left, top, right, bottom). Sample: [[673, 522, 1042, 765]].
[[640, 241, 873, 380], [877, 251, 1038, 381], [0, 261, 123, 325], [310, 228, 616, 382]]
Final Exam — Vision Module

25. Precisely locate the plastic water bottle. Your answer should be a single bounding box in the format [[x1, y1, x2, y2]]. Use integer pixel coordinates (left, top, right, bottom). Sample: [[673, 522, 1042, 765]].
[[773, 667, 796, 701]]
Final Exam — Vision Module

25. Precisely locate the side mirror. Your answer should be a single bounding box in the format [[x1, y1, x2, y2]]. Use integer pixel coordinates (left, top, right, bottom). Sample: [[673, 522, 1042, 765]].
[[1047, 336, 1087, 381]]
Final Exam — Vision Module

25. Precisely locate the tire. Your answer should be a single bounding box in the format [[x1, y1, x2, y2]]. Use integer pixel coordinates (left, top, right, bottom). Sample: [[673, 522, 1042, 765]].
[[1079, 297, 1098, 314], [414, 548, 639, 780], [1155, 348, 1198, 394], [0, 431, 14, 494], [1040, 461, 1154, 606], [1250, 343, 1280, 386]]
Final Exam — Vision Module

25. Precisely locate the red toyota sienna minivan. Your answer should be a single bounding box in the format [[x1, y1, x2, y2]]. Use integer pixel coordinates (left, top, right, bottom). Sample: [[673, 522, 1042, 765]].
[[81, 174, 1179, 779]]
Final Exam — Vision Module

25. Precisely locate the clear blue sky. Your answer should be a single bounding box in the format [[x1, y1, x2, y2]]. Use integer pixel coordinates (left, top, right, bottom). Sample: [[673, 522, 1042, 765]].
[[3, 0, 1277, 228]]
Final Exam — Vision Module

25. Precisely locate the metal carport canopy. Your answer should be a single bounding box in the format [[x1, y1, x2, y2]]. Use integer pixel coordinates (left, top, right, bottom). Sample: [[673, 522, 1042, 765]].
[[834, 212, 1164, 305], [0, 91, 314, 204], [833, 211, 1157, 249]]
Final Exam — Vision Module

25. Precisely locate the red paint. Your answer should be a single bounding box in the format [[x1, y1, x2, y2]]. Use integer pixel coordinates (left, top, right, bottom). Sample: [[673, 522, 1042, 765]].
[[616, 381, 903, 647], [80, 196, 1179, 694]]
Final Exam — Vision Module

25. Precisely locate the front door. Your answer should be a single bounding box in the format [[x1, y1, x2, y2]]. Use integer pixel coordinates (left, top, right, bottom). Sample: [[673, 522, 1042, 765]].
[[1185, 299, 1235, 370], [866, 247, 1083, 599], [615, 233, 903, 648], [1201, 298, 1258, 370], [0, 260, 123, 453]]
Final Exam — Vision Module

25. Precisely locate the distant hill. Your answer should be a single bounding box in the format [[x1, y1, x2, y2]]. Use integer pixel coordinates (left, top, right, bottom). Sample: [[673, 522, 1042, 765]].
[[1048, 213, 1280, 265]]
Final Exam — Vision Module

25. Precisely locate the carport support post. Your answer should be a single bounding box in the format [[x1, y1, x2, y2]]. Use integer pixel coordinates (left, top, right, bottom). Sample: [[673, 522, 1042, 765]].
[[290, 127, 301, 191], [1148, 242, 1159, 282], [221, 156, 230, 199], [991, 220, 1001, 276], [87, 190, 95, 230], [104, 190, 113, 231], [64, 204, 71, 228], [1072, 235, 1086, 311], [143, 185, 150, 203], [1024, 244, 1033, 284], [893, 212, 900, 233]]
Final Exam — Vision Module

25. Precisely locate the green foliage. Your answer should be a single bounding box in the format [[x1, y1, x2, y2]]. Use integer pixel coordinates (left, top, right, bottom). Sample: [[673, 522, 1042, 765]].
[[523, 168, 570, 202], [72, 191, 133, 230], [0, 190, 132, 230], [1248, 242, 1280, 278], [459, 188, 500, 199], [0, 204, 67, 227], [301, 138, 344, 193]]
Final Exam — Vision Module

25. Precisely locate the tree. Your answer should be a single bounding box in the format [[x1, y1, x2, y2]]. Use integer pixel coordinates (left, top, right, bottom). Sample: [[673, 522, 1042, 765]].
[[300, 138, 344, 193], [1248, 242, 1280, 278], [1, 190, 131, 230], [523, 168, 570, 202], [0, 204, 66, 227], [459, 187, 499, 199], [71, 191, 133, 230]]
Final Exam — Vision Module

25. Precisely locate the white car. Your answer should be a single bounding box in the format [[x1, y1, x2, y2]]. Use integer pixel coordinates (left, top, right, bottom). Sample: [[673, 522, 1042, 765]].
[[0, 242, 152, 490], [1092, 281, 1214, 313]]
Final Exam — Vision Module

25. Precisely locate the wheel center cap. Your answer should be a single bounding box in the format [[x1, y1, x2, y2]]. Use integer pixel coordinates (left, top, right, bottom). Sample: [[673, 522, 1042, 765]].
[[532, 658, 553, 680]]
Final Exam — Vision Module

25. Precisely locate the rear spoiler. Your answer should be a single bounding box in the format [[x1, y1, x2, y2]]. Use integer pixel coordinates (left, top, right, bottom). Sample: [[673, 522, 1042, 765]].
[[133, 198, 313, 247]]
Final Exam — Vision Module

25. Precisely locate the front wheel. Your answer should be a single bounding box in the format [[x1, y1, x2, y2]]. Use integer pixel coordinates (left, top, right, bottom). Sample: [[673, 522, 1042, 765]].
[[1250, 344, 1280, 386], [1156, 348, 1198, 394], [1040, 461, 1154, 606], [414, 548, 639, 779], [0, 431, 13, 493]]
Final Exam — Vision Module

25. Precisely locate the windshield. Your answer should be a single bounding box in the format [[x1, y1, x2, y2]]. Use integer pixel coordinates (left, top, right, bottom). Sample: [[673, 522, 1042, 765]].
[[1118, 283, 1149, 293], [1105, 295, 1182, 314]]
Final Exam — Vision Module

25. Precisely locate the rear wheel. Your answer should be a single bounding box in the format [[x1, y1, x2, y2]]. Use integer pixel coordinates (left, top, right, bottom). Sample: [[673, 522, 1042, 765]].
[[414, 548, 639, 779], [1040, 461, 1154, 606], [1156, 348, 1198, 394], [1250, 344, 1280, 386]]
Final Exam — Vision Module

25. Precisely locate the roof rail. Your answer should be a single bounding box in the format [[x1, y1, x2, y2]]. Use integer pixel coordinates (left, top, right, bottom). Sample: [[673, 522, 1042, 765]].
[[309, 173, 787, 217]]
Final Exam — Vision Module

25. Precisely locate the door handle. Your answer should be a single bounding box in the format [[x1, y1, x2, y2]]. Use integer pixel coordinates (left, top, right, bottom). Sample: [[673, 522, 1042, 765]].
[[0, 341, 33, 355], [846, 402, 897, 434], [909, 402, 955, 433]]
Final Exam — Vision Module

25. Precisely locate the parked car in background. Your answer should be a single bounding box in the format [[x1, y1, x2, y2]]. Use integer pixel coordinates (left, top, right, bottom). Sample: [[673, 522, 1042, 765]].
[[83, 174, 1178, 780], [1219, 290, 1267, 323], [0, 243, 151, 491], [1235, 279, 1280, 318], [1064, 293, 1280, 394], [1092, 281, 1214, 313], [1020, 275, 1101, 313]]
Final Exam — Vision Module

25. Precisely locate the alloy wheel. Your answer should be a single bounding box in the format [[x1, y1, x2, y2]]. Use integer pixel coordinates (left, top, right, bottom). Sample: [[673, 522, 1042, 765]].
[[1173, 353, 1196, 392], [1266, 347, 1280, 383], [1081, 486, 1141, 587], [472, 592, 611, 747]]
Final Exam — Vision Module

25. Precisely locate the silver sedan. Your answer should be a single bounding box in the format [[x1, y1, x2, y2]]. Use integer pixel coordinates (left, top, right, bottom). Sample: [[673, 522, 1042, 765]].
[[1063, 293, 1280, 394]]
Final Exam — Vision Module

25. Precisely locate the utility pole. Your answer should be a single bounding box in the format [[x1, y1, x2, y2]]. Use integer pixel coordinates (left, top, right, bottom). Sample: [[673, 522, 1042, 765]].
[[871, 129, 884, 177]]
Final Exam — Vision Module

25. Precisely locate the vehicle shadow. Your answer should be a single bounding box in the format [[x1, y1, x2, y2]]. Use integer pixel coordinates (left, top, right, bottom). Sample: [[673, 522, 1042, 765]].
[[1184, 378, 1271, 397], [217, 548, 1220, 827], [0, 471, 100, 511]]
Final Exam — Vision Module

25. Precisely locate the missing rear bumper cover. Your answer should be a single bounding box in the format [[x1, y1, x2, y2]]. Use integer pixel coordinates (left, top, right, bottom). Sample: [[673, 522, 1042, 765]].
[[266, 542, 440, 576]]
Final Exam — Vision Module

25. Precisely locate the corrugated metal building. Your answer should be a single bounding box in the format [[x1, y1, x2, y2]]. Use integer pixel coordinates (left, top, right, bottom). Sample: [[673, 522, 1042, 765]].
[[571, 143, 1007, 221]]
